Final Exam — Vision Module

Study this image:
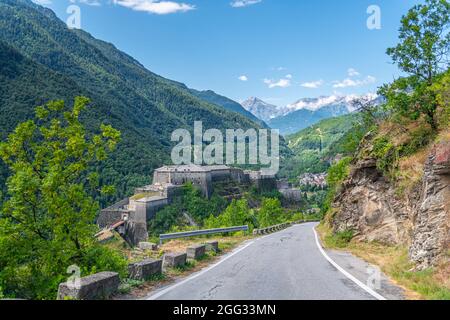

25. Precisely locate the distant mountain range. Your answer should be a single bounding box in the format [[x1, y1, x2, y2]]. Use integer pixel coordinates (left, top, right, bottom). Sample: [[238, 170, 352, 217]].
[[189, 90, 268, 128], [242, 94, 379, 135], [241, 97, 281, 123]]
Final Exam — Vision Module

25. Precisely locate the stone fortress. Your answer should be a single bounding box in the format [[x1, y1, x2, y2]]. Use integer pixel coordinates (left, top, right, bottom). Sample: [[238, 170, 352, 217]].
[[97, 164, 278, 245]]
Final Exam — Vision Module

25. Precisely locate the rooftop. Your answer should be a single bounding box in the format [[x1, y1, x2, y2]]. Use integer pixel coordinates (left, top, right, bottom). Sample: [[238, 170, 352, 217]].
[[155, 164, 232, 173]]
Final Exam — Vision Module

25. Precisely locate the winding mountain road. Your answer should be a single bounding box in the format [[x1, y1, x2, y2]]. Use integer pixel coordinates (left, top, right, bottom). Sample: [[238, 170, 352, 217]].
[[147, 222, 404, 300]]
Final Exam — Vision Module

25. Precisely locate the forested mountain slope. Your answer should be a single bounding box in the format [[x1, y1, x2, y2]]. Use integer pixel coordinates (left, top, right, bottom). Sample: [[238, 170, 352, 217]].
[[278, 113, 359, 180], [0, 0, 268, 205]]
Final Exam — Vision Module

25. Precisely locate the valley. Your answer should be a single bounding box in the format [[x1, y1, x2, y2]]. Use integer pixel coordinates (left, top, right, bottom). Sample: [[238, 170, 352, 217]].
[[0, 0, 448, 302]]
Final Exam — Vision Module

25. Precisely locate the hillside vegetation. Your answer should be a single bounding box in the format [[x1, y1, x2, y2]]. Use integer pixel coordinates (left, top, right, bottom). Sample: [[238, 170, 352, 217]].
[[278, 113, 360, 181], [320, 0, 449, 299], [0, 0, 268, 207]]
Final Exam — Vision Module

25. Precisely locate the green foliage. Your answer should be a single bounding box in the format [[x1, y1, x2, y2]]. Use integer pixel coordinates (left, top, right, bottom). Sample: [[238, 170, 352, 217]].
[[386, 0, 449, 84], [431, 69, 450, 128], [321, 157, 352, 216], [257, 198, 284, 228], [379, 76, 441, 129], [0, 97, 126, 299], [371, 129, 434, 179], [383, 0, 449, 129], [79, 245, 128, 279], [118, 279, 145, 295], [372, 136, 398, 175], [204, 199, 256, 230], [326, 157, 352, 189], [289, 212, 304, 222], [324, 230, 354, 248], [249, 186, 283, 202], [0, 1, 270, 208], [280, 114, 358, 180], [148, 184, 228, 236]]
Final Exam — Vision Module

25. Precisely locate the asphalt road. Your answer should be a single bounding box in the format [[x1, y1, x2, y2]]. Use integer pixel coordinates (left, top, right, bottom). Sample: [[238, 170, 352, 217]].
[[147, 222, 403, 300]]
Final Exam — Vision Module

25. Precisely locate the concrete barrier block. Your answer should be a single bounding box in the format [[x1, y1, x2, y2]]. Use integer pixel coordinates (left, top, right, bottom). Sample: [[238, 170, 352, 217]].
[[205, 241, 219, 252], [138, 242, 158, 251], [57, 272, 120, 300], [187, 244, 206, 260], [164, 252, 187, 268], [128, 259, 162, 280]]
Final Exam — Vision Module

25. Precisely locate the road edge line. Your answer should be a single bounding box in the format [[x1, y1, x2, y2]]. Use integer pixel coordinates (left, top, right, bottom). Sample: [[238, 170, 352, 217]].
[[312, 226, 387, 301], [146, 240, 255, 300]]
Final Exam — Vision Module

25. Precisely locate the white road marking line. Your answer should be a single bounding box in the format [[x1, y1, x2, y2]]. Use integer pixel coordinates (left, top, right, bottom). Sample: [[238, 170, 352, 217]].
[[312, 226, 387, 301], [146, 240, 255, 300]]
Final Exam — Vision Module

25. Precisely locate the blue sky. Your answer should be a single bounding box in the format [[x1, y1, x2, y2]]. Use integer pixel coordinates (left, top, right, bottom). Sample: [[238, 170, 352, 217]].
[[34, 0, 423, 107]]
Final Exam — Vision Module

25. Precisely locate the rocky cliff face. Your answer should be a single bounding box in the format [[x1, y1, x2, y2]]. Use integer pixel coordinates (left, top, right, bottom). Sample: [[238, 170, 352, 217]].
[[409, 142, 450, 269], [331, 140, 449, 270]]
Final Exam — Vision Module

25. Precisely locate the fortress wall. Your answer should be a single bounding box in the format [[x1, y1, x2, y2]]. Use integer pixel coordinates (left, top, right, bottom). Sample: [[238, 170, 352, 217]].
[[97, 198, 130, 228]]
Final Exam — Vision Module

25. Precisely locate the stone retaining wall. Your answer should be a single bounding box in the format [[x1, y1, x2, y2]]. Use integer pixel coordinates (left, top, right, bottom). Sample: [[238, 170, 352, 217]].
[[57, 272, 120, 300]]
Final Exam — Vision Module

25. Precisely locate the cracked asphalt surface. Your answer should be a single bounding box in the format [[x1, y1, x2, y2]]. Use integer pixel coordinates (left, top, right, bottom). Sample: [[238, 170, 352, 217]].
[[147, 222, 404, 300]]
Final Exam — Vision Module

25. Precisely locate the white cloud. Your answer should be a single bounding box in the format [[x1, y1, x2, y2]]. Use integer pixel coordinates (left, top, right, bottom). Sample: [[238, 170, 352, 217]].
[[113, 0, 195, 14], [32, 0, 52, 4], [231, 0, 262, 8], [238, 75, 248, 81], [264, 77, 291, 89], [79, 0, 101, 6], [285, 74, 293, 79], [347, 68, 360, 77], [300, 79, 324, 89], [333, 75, 376, 88]]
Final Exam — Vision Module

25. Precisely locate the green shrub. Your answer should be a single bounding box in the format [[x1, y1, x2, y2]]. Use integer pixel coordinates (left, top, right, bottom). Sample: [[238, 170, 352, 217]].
[[257, 198, 284, 228], [321, 157, 352, 216], [204, 199, 256, 230], [325, 230, 354, 248], [80, 245, 128, 279]]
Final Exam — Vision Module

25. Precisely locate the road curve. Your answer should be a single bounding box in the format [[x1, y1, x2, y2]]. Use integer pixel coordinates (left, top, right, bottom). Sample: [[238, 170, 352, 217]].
[[147, 223, 380, 300]]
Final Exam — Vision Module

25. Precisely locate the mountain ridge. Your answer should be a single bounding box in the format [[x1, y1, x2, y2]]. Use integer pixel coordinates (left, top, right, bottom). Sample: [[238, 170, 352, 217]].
[[0, 0, 269, 205], [242, 94, 378, 135]]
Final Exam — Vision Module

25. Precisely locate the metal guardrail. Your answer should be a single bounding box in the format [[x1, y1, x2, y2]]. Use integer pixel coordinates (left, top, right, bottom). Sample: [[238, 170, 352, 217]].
[[253, 219, 321, 235], [159, 225, 249, 244], [253, 222, 292, 235]]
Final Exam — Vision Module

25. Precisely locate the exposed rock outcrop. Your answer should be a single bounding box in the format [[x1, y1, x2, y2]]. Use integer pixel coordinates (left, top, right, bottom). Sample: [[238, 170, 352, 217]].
[[331, 140, 449, 270], [409, 142, 450, 269]]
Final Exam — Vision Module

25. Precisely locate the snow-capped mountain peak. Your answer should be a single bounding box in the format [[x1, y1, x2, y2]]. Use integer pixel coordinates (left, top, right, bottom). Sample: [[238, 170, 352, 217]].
[[286, 93, 378, 114], [241, 97, 281, 123], [241, 93, 379, 135], [241, 93, 378, 123]]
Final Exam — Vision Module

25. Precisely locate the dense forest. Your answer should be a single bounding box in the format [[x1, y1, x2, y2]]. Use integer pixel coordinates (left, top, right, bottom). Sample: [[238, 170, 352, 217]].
[[0, 0, 277, 207]]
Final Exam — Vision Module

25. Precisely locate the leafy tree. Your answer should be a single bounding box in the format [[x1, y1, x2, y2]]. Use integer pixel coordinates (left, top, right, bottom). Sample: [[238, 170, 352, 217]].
[[204, 199, 255, 230], [382, 0, 449, 129], [0, 97, 126, 299], [257, 198, 284, 228], [386, 0, 449, 84], [431, 69, 450, 128]]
